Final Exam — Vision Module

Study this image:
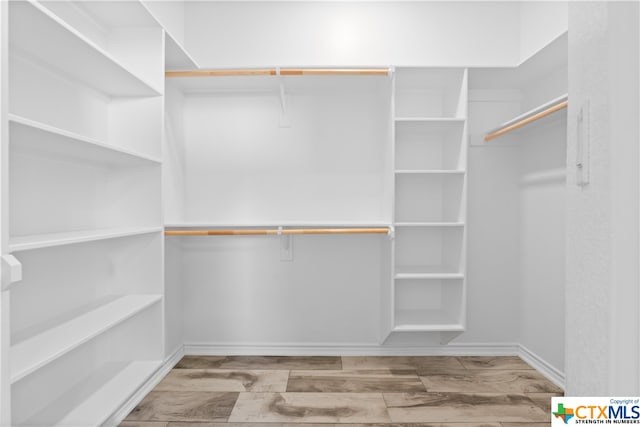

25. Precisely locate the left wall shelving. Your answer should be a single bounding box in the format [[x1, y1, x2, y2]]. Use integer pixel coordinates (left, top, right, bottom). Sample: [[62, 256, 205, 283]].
[[2, 1, 164, 425]]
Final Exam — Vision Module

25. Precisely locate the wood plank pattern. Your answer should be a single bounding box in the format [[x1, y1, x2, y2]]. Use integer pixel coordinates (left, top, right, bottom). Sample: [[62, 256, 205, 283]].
[[288, 370, 426, 392], [384, 393, 548, 423], [229, 393, 391, 423], [420, 369, 562, 393], [175, 356, 341, 370], [456, 357, 533, 370], [342, 356, 465, 372], [125, 391, 238, 422], [121, 356, 562, 427], [155, 369, 289, 392]]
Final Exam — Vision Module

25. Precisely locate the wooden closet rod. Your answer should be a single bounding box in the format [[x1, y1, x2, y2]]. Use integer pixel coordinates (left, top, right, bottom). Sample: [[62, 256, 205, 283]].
[[165, 68, 391, 78], [484, 94, 568, 142], [165, 228, 390, 236]]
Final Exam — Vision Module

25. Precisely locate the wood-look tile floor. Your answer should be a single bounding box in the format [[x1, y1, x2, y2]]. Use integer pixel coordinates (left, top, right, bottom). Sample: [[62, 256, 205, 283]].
[[121, 356, 561, 427]]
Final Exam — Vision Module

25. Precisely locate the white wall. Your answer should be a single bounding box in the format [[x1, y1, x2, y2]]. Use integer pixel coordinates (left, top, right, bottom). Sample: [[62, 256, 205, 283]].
[[566, 1, 640, 395], [184, 1, 521, 68], [181, 234, 383, 348], [181, 78, 391, 224], [459, 144, 521, 345], [0, 1, 9, 423], [519, 2, 568, 64]]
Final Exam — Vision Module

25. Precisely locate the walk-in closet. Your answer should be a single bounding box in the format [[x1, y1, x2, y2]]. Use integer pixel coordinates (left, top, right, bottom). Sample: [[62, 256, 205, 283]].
[[0, 1, 639, 426]]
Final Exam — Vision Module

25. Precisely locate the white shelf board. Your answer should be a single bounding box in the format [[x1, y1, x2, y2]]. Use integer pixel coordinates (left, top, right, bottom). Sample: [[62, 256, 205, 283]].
[[165, 221, 392, 229], [394, 170, 465, 175], [9, 114, 162, 166], [23, 360, 160, 427], [11, 295, 162, 383], [54, 361, 160, 427], [395, 265, 464, 280], [75, 1, 159, 28], [395, 117, 465, 123], [393, 324, 465, 332], [9, 226, 163, 253], [9, 1, 160, 97], [395, 222, 465, 228], [393, 309, 464, 332]]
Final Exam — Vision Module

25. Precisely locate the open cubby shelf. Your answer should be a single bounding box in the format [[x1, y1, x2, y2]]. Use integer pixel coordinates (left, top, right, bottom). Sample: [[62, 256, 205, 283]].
[[389, 68, 467, 338]]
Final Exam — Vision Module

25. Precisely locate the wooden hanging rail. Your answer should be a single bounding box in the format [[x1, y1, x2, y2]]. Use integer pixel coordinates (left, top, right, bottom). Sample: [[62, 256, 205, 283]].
[[484, 94, 568, 142], [165, 227, 390, 236], [165, 68, 391, 78]]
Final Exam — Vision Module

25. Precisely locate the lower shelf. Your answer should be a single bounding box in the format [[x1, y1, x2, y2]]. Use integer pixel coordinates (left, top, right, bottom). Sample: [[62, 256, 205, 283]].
[[24, 360, 161, 427], [11, 294, 162, 383], [393, 309, 465, 332], [395, 265, 464, 279], [393, 278, 464, 332]]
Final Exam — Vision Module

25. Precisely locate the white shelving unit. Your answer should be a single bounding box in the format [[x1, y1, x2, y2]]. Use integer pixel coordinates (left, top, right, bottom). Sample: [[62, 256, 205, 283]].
[[9, 226, 163, 253], [386, 68, 468, 340], [3, 1, 165, 425], [11, 295, 162, 383]]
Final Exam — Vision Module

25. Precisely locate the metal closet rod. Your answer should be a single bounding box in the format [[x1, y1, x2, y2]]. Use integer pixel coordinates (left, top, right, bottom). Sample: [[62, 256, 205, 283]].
[[484, 94, 569, 142], [165, 228, 390, 236], [165, 68, 392, 78]]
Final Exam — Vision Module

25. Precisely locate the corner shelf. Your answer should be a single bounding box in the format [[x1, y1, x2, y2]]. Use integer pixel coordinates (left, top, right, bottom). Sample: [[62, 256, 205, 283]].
[[11, 295, 162, 383], [9, 114, 162, 167], [9, 226, 163, 253], [9, 0, 160, 97], [24, 360, 161, 427]]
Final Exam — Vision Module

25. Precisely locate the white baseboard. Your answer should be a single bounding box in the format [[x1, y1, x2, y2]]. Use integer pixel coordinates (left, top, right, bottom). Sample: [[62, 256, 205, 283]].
[[183, 342, 520, 356], [519, 344, 565, 390], [106, 346, 184, 427]]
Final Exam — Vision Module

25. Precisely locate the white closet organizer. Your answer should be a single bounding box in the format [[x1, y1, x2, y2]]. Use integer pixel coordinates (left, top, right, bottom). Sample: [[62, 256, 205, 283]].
[[3, 1, 164, 426], [383, 68, 468, 341], [165, 67, 468, 345]]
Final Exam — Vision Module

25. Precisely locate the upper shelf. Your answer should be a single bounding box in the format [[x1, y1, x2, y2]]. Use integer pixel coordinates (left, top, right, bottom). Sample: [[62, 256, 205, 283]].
[[9, 114, 162, 167], [9, 1, 160, 97], [9, 226, 163, 253]]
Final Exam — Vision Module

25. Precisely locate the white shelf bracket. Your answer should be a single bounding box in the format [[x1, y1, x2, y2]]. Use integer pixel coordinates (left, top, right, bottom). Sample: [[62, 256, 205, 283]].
[[1, 254, 23, 291], [388, 226, 395, 240], [388, 66, 395, 79], [277, 67, 291, 128]]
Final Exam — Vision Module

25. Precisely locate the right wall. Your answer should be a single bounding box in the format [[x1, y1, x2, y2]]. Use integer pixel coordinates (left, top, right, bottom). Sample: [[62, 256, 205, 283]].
[[566, 2, 639, 395]]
